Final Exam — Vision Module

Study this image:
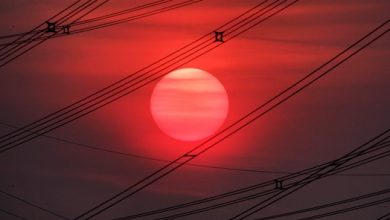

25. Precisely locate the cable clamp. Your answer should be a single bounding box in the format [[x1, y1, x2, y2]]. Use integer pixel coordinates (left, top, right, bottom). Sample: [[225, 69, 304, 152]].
[[214, 31, 224, 42], [46, 21, 57, 33]]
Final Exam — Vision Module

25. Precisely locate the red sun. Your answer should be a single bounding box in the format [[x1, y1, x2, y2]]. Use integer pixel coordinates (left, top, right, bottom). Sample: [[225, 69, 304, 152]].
[[150, 68, 229, 141]]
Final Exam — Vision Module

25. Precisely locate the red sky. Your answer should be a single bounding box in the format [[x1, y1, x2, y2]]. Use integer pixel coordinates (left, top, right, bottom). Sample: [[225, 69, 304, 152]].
[[0, 0, 389, 219]]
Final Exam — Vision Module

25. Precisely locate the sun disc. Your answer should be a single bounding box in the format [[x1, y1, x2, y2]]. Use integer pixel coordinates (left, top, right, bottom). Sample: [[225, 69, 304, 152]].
[[150, 68, 229, 141]]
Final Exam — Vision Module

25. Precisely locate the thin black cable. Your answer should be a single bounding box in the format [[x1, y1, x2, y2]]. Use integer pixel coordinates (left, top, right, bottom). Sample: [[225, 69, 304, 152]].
[[0, 0, 291, 166], [378, 212, 390, 220], [24, 6, 390, 220], [0, 0, 83, 51], [0, 0, 207, 147], [298, 197, 390, 220], [0, 208, 28, 220], [156, 160, 390, 220], [114, 21, 390, 217], [123, 139, 390, 220], [73, 3, 296, 218], [0, 189, 70, 220], [1, 121, 388, 177], [230, 141, 390, 220], [113, 133, 390, 219], [0, 0, 171, 41], [0, 0, 268, 144], [72, 0, 173, 25], [43, 12, 390, 220], [0, 0, 197, 46], [66, 0, 204, 34], [0, 0, 98, 60], [255, 188, 390, 220], [0, 0, 99, 60], [0, 0, 279, 153], [229, 23, 389, 219], [0, 0, 107, 68]]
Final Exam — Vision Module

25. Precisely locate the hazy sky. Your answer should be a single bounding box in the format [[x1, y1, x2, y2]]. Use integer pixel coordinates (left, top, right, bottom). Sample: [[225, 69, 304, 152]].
[[0, 0, 389, 219]]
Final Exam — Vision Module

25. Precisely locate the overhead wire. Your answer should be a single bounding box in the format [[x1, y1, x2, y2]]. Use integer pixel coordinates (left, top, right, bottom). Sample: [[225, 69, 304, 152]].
[[0, 0, 202, 47], [116, 133, 390, 220], [298, 197, 390, 220], [255, 188, 390, 220], [0, 0, 290, 154], [377, 212, 390, 220], [1, 121, 389, 177], [0, 0, 110, 68], [1, 1, 387, 218], [0, 0, 99, 56], [0, 0, 84, 50], [71, 1, 302, 219], [0, 208, 28, 220], [74, 12, 388, 220], [228, 20, 389, 220], [0, 189, 70, 220], [1, 0, 387, 219]]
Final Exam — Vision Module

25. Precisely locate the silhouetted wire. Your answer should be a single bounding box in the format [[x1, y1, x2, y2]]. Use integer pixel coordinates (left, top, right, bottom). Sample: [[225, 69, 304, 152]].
[[0, 0, 83, 50], [0, 0, 109, 68], [0, 0, 279, 153], [0, 0, 269, 145], [0, 0, 202, 46], [0, 0, 101, 58], [298, 197, 390, 220], [72, 0, 173, 25], [152, 19, 390, 220], [0, 0, 204, 69], [229, 22, 389, 220], [117, 137, 390, 220], [0, 208, 28, 220], [254, 188, 390, 220], [0, 0, 180, 41], [377, 212, 390, 220], [0, 121, 388, 177], [74, 12, 388, 220], [114, 20, 389, 218], [0, 190, 70, 220], [158, 140, 390, 220], [0, 0, 98, 58]]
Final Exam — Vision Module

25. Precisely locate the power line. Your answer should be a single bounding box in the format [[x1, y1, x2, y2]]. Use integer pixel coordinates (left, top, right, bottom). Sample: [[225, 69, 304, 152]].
[[1, 121, 388, 177], [229, 20, 389, 220], [118, 134, 390, 220], [0, 0, 110, 69], [0, 0, 202, 47], [75, 14, 388, 220], [0, 0, 83, 49], [255, 188, 390, 219], [0, 0, 292, 154], [0, 208, 28, 220], [0, 189, 69, 220], [298, 197, 390, 220], [378, 212, 390, 220], [0, 0, 274, 152]]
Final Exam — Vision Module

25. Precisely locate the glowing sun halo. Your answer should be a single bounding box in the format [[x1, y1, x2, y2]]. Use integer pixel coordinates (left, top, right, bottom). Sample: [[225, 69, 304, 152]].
[[150, 68, 229, 141]]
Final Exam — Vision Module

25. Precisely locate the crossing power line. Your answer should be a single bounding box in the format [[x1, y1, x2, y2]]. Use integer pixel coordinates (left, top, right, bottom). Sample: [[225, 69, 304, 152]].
[[0, 0, 296, 154], [254, 188, 390, 220], [0, 0, 202, 47], [1, 121, 389, 177], [0, 189, 70, 220], [0, 208, 28, 220], [75, 14, 389, 220], [0, 0, 111, 69], [297, 197, 390, 220], [377, 212, 390, 220], [115, 131, 390, 219], [230, 141, 390, 218]]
